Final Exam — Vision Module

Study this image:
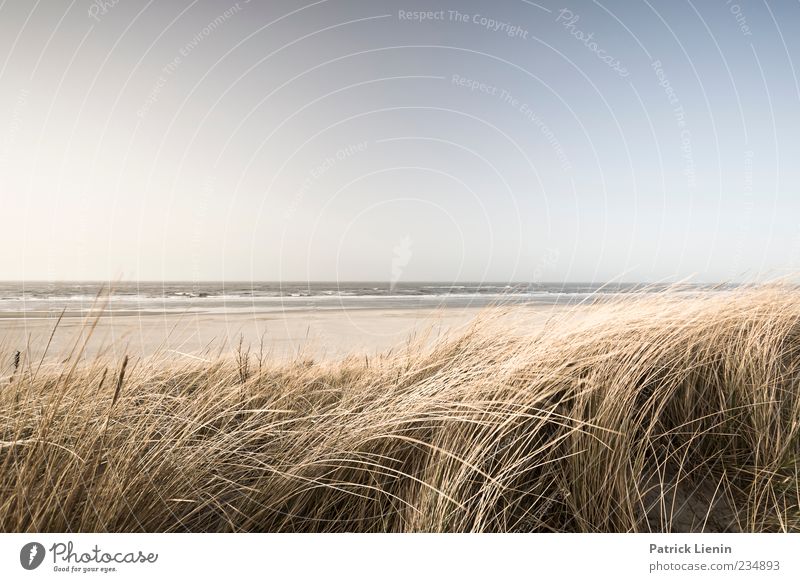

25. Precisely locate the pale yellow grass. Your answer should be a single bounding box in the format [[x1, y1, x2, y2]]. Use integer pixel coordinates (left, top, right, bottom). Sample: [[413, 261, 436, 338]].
[[1, 286, 799, 532]]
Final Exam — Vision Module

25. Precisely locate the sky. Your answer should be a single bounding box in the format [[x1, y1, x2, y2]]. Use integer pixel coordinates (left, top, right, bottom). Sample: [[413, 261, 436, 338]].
[[0, 0, 799, 283]]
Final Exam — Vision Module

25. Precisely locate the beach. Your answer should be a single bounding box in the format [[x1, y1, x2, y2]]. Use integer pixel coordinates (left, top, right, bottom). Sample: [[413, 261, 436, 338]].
[[0, 281, 608, 364], [0, 302, 572, 366], [2, 285, 798, 533]]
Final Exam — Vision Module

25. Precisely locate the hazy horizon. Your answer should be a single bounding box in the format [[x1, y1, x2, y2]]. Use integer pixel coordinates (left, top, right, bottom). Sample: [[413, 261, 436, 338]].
[[2, 1, 799, 284], [0, 278, 760, 285]]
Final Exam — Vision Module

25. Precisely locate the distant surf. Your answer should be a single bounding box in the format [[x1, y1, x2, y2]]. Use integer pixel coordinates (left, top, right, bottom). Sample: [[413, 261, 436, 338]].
[[0, 281, 728, 315]]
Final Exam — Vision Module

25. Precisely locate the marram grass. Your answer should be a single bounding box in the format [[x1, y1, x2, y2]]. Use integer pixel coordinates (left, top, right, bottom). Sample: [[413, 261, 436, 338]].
[[1, 286, 799, 532]]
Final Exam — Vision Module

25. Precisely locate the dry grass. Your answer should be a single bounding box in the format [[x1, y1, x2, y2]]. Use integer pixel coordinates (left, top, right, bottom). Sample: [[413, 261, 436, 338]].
[[1, 286, 799, 532]]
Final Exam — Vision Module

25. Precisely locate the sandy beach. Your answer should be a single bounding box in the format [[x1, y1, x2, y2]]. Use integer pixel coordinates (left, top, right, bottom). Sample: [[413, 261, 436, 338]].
[[4, 286, 799, 533], [0, 303, 569, 365]]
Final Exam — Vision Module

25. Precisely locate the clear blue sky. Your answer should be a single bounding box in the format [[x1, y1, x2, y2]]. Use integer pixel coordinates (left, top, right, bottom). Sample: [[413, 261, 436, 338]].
[[1, 0, 798, 283]]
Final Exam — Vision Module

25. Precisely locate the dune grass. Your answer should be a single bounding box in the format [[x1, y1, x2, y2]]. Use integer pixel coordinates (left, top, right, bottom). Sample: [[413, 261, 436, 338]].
[[1, 286, 799, 532]]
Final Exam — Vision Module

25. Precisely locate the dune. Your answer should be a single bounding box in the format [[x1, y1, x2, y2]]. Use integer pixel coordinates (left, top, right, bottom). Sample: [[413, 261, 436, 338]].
[[1, 286, 798, 532]]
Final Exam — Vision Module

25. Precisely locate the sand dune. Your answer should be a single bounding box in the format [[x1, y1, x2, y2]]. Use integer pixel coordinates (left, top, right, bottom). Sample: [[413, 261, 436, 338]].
[[1, 287, 798, 532]]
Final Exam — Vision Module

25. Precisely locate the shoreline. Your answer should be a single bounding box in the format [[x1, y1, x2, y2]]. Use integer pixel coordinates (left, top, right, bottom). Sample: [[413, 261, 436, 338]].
[[2, 286, 796, 532]]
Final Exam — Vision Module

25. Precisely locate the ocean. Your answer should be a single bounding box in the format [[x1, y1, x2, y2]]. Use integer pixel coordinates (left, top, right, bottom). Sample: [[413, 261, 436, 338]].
[[0, 281, 717, 316]]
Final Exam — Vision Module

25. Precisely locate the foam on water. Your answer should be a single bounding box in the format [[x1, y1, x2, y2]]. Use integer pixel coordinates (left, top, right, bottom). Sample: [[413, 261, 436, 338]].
[[0, 281, 722, 315]]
